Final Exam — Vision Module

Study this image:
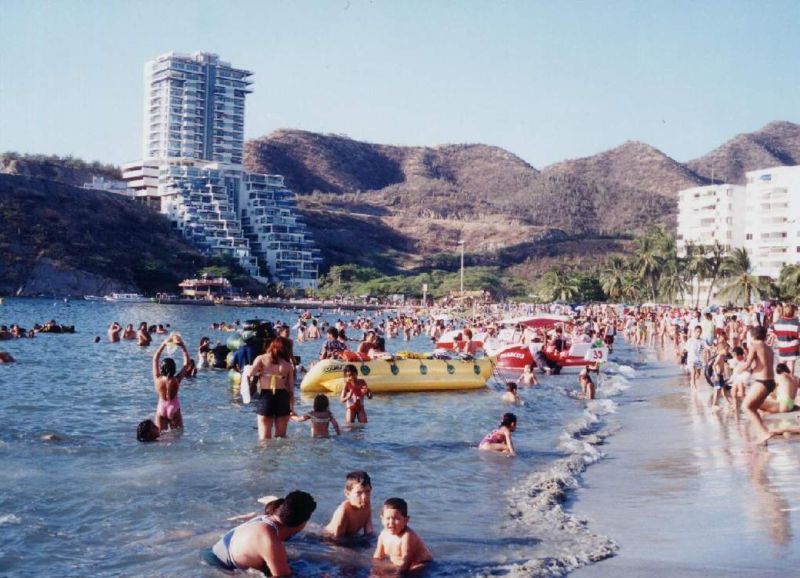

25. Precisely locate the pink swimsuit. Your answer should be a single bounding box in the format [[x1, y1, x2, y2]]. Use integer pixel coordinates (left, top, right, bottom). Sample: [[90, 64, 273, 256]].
[[480, 429, 505, 446], [157, 395, 180, 420]]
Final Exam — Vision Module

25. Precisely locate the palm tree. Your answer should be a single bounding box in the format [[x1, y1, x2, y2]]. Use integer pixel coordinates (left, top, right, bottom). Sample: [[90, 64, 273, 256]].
[[541, 270, 580, 302], [633, 235, 663, 302], [719, 248, 771, 305], [704, 241, 727, 306], [778, 264, 800, 302], [600, 256, 627, 301], [684, 243, 709, 308], [659, 256, 690, 304]]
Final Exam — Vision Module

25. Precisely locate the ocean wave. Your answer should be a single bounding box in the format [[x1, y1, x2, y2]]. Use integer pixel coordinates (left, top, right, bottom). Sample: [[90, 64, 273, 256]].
[[489, 406, 619, 576], [0, 513, 21, 525]]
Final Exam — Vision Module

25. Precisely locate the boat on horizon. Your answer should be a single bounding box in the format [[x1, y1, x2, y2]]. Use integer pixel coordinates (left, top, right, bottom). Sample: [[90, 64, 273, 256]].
[[103, 293, 151, 303]]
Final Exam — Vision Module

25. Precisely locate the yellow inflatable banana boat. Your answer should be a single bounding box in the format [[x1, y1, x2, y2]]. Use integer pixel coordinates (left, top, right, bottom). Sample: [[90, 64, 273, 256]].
[[300, 356, 495, 394]]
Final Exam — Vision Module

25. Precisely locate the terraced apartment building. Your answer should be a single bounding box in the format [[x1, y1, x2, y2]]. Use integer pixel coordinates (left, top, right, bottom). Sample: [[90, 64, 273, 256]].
[[123, 52, 320, 289]]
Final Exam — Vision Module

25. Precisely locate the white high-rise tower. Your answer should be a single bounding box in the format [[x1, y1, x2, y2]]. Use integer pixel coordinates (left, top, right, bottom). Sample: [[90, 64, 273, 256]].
[[143, 52, 251, 165], [124, 52, 321, 289]]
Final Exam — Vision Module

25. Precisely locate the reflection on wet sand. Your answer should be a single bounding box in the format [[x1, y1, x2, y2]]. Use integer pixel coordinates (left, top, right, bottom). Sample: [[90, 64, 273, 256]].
[[655, 340, 798, 550]]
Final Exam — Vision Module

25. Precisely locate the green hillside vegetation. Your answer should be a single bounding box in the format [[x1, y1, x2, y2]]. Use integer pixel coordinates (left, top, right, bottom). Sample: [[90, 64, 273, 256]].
[[0, 174, 259, 295]]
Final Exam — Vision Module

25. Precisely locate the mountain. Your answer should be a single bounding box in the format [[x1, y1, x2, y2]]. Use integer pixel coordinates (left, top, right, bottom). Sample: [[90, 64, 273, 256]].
[[0, 152, 121, 188], [246, 130, 676, 270], [541, 140, 707, 197], [0, 174, 239, 296], [687, 121, 800, 184], [245, 129, 540, 199]]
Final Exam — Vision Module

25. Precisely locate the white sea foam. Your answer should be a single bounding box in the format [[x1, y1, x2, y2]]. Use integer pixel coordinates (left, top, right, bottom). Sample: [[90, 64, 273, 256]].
[[493, 402, 620, 576], [616, 364, 637, 378], [598, 374, 631, 398], [0, 513, 21, 525]]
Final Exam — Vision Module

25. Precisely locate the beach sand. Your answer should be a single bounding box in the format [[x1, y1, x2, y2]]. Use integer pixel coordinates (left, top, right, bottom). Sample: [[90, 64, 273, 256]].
[[571, 348, 800, 577]]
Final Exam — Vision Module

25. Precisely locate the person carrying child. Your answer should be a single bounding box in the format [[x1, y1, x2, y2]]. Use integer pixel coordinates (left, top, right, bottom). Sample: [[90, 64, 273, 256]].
[[340, 364, 372, 424], [479, 413, 517, 456], [292, 394, 341, 438], [373, 497, 432, 572], [325, 470, 373, 538], [708, 340, 734, 412]]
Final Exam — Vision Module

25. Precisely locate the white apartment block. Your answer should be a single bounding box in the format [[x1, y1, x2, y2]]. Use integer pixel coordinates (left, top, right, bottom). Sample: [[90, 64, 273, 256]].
[[676, 166, 800, 291], [743, 166, 800, 278], [123, 52, 321, 289], [676, 184, 747, 255], [143, 52, 250, 165]]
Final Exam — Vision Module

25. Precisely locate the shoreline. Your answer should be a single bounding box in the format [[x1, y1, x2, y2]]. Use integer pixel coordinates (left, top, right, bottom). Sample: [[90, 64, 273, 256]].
[[570, 344, 800, 576]]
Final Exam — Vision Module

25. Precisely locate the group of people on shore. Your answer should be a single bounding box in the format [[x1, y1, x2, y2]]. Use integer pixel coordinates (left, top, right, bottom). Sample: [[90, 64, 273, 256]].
[[622, 302, 799, 445]]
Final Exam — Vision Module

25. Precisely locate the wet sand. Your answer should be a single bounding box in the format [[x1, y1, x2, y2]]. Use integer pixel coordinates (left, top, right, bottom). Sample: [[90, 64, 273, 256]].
[[571, 347, 800, 577]]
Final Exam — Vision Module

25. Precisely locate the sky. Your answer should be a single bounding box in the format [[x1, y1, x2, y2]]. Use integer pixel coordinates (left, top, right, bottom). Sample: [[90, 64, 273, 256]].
[[1, 0, 799, 169]]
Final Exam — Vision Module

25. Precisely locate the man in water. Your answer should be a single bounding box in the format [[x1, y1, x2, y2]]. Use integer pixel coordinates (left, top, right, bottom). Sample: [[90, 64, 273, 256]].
[[211, 490, 316, 575], [742, 325, 776, 445]]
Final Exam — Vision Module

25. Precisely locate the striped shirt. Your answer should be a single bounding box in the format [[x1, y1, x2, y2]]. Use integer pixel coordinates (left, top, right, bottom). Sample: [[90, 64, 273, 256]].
[[773, 316, 800, 359]]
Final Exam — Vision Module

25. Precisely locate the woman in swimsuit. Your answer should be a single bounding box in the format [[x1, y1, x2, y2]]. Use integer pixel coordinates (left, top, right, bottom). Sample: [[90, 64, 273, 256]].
[[250, 337, 295, 440], [340, 364, 372, 424], [211, 491, 316, 575], [479, 413, 517, 456], [152, 333, 190, 431]]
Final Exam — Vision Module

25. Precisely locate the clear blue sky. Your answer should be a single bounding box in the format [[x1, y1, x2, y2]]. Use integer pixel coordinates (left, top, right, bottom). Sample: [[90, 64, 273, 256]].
[[1, 0, 798, 169]]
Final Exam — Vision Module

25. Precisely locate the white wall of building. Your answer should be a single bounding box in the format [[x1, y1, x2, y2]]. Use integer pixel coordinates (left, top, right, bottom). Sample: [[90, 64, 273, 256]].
[[744, 166, 800, 278]]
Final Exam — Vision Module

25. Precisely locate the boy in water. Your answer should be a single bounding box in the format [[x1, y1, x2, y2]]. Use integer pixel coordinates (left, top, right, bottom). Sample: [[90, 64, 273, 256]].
[[373, 498, 432, 572], [501, 382, 520, 404], [325, 471, 373, 538]]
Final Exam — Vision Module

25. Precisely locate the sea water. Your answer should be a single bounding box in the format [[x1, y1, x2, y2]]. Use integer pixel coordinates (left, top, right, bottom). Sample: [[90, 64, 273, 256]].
[[0, 299, 642, 577]]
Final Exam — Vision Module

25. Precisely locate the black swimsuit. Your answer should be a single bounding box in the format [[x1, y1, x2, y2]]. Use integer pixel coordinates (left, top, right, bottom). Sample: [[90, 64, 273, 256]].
[[756, 378, 777, 394]]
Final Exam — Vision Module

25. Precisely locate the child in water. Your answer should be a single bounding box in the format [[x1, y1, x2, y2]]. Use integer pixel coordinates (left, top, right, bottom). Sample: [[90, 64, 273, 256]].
[[579, 366, 596, 400], [340, 364, 372, 424], [292, 394, 341, 437], [373, 498, 432, 572], [479, 413, 517, 456], [517, 363, 539, 386], [501, 382, 520, 404], [325, 470, 373, 538]]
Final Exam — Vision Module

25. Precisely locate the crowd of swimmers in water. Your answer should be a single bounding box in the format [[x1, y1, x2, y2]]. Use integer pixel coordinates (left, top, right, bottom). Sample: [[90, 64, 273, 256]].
[[14, 299, 796, 573]]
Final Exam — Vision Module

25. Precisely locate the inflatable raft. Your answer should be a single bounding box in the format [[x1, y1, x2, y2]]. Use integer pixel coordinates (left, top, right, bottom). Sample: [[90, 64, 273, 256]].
[[300, 356, 495, 394]]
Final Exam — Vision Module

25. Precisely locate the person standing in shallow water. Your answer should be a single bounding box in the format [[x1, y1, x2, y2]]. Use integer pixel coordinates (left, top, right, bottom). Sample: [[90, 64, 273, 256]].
[[742, 325, 777, 445], [250, 337, 295, 440], [152, 333, 190, 431]]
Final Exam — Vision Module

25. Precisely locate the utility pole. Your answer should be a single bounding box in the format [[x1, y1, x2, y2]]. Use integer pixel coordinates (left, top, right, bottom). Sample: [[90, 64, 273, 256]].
[[458, 240, 465, 299]]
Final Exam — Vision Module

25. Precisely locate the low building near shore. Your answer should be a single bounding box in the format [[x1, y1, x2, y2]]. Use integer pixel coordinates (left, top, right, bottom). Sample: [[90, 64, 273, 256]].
[[179, 276, 232, 300]]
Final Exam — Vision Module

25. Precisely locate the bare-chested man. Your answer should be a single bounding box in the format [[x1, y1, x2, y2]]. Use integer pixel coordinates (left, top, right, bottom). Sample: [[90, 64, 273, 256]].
[[742, 325, 776, 445], [107, 321, 121, 343]]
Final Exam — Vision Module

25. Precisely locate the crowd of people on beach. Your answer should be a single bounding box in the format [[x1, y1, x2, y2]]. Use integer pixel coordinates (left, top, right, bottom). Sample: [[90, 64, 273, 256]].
[[57, 295, 792, 574], [619, 302, 799, 444]]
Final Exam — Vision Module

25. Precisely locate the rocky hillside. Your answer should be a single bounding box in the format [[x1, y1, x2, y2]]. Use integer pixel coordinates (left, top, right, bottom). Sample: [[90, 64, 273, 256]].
[[0, 152, 121, 188], [0, 174, 214, 296], [246, 130, 678, 272], [541, 141, 707, 196], [687, 121, 800, 184]]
